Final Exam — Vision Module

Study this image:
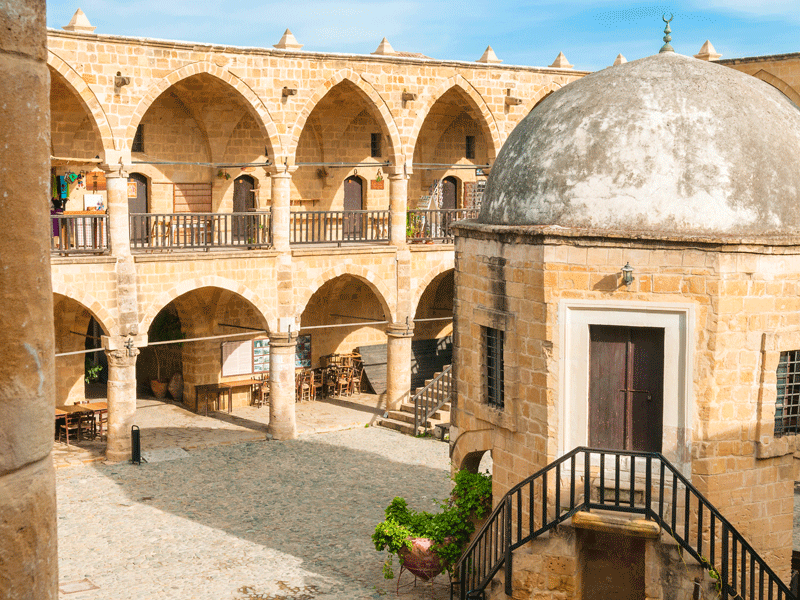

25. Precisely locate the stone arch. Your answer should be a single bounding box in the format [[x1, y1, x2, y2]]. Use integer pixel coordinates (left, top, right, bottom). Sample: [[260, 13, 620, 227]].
[[140, 277, 275, 335], [126, 61, 284, 160], [296, 264, 395, 324], [287, 69, 403, 167], [405, 75, 502, 164], [753, 70, 800, 108], [451, 428, 493, 474], [411, 263, 455, 318], [52, 282, 116, 336], [520, 82, 564, 117], [47, 50, 116, 156]]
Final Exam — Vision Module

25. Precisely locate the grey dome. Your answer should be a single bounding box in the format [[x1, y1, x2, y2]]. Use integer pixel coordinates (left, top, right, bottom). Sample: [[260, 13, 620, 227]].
[[478, 52, 800, 236]]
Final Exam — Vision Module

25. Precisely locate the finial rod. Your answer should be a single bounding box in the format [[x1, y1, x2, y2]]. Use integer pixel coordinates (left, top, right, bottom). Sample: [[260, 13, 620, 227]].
[[660, 13, 674, 53]]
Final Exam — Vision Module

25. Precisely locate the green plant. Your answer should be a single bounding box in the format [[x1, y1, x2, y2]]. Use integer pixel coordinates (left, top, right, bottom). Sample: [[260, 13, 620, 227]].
[[84, 364, 103, 384], [372, 469, 491, 579]]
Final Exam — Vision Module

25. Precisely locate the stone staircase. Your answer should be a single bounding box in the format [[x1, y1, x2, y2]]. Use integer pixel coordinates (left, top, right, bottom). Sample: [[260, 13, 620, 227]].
[[378, 368, 451, 438]]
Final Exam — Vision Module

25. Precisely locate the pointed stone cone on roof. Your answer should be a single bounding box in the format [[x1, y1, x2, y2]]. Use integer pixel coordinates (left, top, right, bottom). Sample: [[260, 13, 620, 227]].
[[372, 37, 397, 55], [477, 45, 502, 64], [274, 29, 303, 50], [550, 52, 573, 69], [694, 40, 722, 61], [63, 8, 96, 33], [613, 54, 627, 66]]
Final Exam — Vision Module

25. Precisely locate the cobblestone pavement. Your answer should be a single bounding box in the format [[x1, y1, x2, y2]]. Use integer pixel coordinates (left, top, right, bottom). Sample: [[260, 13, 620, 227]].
[[53, 393, 387, 469], [57, 426, 455, 600]]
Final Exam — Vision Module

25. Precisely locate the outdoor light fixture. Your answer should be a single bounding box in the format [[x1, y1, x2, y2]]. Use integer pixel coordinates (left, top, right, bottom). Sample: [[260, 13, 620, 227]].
[[114, 71, 130, 88], [621, 262, 635, 287], [124, 337, 135, 357]]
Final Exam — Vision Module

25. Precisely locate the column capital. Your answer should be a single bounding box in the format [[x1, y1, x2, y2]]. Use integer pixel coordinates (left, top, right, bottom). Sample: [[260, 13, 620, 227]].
[[104, 347, 139, 369], [100, 163, 129, 179], [389, 172, 409, 182], [265, 165, 298, 178], [268, 331, 298, 346], [386, 320, 414, 338]]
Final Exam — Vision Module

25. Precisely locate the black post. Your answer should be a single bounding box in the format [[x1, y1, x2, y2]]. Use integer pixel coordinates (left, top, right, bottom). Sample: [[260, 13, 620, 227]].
[[131, 425, 141, 465]]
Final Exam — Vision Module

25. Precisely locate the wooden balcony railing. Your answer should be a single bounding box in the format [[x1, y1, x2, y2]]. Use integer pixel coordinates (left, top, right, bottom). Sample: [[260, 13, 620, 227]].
[[50, 214, 109, 255], [290, 210, 390, 245], [406, 209, 478, 243], [129, 212, 271, 251]]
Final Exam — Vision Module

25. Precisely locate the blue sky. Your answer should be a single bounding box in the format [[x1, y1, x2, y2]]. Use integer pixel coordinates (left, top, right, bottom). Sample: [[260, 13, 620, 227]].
[[47, 1, 800, 71]]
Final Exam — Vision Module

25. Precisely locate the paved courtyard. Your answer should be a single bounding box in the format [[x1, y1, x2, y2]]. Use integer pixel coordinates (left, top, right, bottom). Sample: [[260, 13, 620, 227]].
[[57, 426, 456, 600]]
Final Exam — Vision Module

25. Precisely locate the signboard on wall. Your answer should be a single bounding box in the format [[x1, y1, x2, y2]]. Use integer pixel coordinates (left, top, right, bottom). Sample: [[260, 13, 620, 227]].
[[221, 340, 253, 377], [253, 339, 270, 373], [295, 335, 311, 368], [221, 336, 311, 376]]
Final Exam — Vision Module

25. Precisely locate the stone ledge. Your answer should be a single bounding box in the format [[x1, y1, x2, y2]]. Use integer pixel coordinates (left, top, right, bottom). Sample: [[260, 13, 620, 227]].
[[757, 435, 798, 459], [571, 511, 661, 539]]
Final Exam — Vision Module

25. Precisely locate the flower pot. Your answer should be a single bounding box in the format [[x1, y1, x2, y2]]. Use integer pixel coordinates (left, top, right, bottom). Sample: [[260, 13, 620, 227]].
[[398, 537, 443, 580], [150, 379, 168, 399]]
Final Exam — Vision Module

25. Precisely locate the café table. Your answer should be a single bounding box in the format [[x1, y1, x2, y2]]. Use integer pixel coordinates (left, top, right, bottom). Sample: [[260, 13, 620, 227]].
[[81, 402, 108, 438]]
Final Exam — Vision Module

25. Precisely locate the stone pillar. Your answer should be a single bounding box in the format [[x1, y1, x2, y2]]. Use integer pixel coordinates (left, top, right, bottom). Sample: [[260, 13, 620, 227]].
[[270, 171, 292, 252], [104, 346, 140, 462], [389, 173, 409, 247], [268, 333, 298, 440], [386, 322, 414, 411], [0, 1, 58, 597]]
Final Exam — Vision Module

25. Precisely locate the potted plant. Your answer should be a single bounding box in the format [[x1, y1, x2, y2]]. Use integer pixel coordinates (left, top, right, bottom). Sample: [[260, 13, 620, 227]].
[[372, 469, 491, 580], [148, 309, 184, 399]]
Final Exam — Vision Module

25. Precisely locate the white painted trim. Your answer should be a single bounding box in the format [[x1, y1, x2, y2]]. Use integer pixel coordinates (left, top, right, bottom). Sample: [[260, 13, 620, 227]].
[[558, 299, 694, 470]]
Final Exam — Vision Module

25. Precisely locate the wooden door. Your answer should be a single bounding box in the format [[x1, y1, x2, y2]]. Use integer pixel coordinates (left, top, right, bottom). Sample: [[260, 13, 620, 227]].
[[442, 176, 457, 210], [233, 175, 255, 242], [128, 173, 148, 244], [343, 176, 363, 237], [589, 325, 664, 452]]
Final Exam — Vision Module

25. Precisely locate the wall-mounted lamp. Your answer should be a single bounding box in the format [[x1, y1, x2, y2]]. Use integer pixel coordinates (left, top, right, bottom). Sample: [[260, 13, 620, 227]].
[[505, 89, 522, 106], [124, 337, 136, 357], [282, 86, 297, 97], [621, 262, 635, 287], [401, 90, 417, 102], [114, 71, 131, 88]]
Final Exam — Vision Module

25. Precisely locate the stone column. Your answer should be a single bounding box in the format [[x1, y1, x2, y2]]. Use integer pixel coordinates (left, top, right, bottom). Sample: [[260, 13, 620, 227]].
[[389, 173, 409, 247], [268, 333, 298, 440], [270, 171, 292, 252], [0, 1, 58, 597], [104, 346, 140, 462], [386, 322, 414, 411]]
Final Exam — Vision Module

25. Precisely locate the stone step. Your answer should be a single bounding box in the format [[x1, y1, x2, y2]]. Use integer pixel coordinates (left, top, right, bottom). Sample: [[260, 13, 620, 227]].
[[397, 402, 450, 420], [376, 417, 417, 436]]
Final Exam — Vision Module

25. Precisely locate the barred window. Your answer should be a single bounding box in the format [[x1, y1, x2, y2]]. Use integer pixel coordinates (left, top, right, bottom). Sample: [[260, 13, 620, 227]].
[[371, 133, 382, 158], [132, 125, 144, 153], [775, 350, 800, 436], [484, 327, 504, 409], [465, 135, 476, 159]]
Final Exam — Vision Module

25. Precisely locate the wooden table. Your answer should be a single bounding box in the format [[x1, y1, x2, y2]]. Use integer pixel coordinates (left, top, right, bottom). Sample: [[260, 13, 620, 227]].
[[82, 402, 108, 438], [220, 379, 263, 410]]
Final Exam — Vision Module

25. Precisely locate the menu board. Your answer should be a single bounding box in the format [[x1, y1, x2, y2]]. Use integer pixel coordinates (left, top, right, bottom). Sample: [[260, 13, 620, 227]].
[[221, 340, 253, 377], [253, 339, 270, 373], [295, 335, 311, 368]]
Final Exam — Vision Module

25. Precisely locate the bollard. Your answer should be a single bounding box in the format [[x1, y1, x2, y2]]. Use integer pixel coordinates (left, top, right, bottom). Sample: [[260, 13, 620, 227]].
[[131, 425, 141, 465]]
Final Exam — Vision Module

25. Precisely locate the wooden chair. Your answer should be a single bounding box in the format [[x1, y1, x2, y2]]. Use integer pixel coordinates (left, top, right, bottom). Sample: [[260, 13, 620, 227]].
[[253, 378, 269, 407], [323, 366, 337, 398], [336, 366, 353, 397], [311, 368, 324, 400], [349, 365, 363, 396], [57, 412, 84, 445], [296, 369, 313, 402]]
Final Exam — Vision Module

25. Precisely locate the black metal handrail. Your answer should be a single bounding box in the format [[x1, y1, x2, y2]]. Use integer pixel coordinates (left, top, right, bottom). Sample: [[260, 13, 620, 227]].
[[129, 212, 271, 251], [413, 365, 452, 434], [50, 214, 109, 255], [290, 210, 390, 245], [406, 209, 478, 243], [451, 447, 795, 600]]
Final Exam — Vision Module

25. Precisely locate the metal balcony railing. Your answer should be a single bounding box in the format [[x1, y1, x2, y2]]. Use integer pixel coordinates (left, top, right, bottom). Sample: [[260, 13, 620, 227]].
[[290, 210, 390, 245], [50, 214, 109, 255], [413, 365, 452, 434], [129, 212, 271, 251], [406, 209, 478, 243], [451, 447, 795, 600]]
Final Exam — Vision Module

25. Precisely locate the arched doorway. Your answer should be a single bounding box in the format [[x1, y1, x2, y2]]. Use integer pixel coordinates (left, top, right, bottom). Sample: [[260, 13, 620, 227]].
[[343, 175, 364, 237], [442, 176, 458, 210], [233, 174, 256, 243]]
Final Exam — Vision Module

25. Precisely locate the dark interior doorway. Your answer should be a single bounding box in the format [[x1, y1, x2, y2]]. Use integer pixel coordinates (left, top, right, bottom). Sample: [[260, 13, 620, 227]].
[[441, 176, 458, 210], [589, 325, 664, 452], [128, 173, 148, 244], [582, 530, 645, 600]]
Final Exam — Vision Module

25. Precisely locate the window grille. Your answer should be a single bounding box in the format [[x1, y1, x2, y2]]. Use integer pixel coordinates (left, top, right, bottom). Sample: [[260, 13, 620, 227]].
[[371, 133, 382, 158], [466, 135, 476, 159], [484, 327, 504, 409], [132, 125, 144, 153], [775, 350, 800, 436]]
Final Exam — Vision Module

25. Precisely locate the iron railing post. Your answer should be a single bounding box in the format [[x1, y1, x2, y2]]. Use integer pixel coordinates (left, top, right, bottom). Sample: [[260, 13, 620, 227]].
[[584, 449, 591, 511], [504, 495, 512, 596]]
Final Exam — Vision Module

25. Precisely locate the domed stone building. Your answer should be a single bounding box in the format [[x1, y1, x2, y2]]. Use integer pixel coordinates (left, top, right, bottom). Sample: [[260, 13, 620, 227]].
[[450, 51, 800, 599]]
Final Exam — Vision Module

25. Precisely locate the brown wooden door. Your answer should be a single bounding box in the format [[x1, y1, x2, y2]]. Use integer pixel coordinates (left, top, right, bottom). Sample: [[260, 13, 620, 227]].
[[343, 176, 363, 237], [442, 176, 457, 210], [233, 175, 255, 242], [589, 325, 664, 452]]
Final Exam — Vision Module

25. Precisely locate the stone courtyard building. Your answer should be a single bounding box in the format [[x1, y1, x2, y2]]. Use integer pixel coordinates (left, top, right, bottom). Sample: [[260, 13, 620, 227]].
[[46, 10, 586, 460], [450, 49, 800, 599]]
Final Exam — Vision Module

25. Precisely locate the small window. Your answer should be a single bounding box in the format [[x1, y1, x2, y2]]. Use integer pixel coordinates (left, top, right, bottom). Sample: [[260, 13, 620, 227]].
[[132, 125, 144, 153], [484, 327, 504, 409], [775, 350, 800, 436], [371, 133, 382, 158], [465, 135, 476, 160]]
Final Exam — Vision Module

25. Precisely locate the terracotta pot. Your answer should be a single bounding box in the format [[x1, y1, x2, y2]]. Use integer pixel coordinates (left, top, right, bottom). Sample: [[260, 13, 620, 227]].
[[150, 379, 168, 399], [398, 537, 443, 580], [167, 372, 184, 401]]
